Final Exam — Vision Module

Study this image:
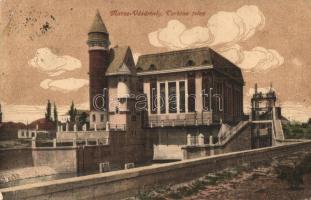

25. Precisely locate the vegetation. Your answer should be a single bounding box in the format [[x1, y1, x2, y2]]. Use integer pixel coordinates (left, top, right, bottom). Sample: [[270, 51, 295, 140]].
[[283, 122, 311, 139], [68, 101, 77, 123], [274, 154, 311, 189], [45, 100, 52, 121], [79, 112, 88, 126], [53, 102, 58, 124], [133, 164, 249, 200]]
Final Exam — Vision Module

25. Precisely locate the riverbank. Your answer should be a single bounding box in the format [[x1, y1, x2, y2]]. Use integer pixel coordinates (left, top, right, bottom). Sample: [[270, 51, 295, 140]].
[[130, 163, 311, 199]]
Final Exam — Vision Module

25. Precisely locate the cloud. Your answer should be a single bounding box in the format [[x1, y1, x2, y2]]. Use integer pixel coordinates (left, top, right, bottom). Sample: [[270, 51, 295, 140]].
[[149, 5, 264, 49], [148, 5, 283, 72], [219, 45, 284, 72], [29, 48, 82, 76], [40, 78, 88, 93]]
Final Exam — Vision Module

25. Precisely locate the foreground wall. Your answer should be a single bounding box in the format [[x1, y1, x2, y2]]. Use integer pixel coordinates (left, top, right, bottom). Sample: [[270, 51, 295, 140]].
[[2, 141, 311, 200]]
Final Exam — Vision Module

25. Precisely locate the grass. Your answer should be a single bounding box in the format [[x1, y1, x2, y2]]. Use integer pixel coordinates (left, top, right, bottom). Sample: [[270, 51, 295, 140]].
[[133, 164, 250, 200]]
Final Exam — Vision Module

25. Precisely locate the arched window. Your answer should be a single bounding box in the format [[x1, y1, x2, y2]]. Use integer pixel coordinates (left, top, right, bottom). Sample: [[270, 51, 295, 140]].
[[186, 60, 195, 66]]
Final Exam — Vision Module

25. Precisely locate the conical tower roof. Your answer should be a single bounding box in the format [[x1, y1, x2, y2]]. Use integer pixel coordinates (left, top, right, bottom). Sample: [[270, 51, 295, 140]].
[[89, 10, 108, 34]]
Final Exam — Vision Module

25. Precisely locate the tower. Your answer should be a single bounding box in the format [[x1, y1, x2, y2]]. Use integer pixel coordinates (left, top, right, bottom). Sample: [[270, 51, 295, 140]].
[[87, 11, 110, 130]]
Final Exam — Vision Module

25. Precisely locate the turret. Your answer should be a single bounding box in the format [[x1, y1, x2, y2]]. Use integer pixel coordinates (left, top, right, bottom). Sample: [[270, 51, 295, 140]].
[[87, 10, 110, 50], [87, 11, 110, 130], [88, 11, 110, 111]]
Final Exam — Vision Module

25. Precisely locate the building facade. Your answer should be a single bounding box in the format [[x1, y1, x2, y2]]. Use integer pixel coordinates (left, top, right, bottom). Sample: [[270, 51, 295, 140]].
[[87, 11, 245, 161]]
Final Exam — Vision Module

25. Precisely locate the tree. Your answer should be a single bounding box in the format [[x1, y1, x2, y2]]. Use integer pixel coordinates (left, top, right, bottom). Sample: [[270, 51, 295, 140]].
[[45, 100, 52, 121], [53, 102, 58, 124], [69, 101, 77, 122], [79, 112, 88, 125]]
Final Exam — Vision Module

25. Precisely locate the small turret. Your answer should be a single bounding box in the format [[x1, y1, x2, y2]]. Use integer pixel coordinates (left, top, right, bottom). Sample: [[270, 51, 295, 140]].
[[87, 10, 110, 49]]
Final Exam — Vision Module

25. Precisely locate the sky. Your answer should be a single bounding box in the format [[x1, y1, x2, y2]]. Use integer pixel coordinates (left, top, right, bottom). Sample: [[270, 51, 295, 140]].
[[0, 0, 311, 122]]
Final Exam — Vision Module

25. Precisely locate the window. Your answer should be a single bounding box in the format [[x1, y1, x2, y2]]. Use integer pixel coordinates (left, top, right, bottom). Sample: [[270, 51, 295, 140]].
[[202, 72, 211, 111], [160, 83, 166, 114], [149, 64, 156, 70], [150, 80, 157, 114], [179, 81, 185, 113], [32, 132, 35, 137], [202, 60, 209, 65], [92, 114, 96, 122], [186, 60, 195, 66], [100, 114, 104, 122], [188, 73, 196, 112], [137, 77, 143, 92], [168, 82, 177, 113]]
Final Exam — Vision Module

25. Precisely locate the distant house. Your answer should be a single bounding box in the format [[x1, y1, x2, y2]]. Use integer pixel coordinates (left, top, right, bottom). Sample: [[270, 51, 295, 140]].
[[18, 118, 56, 139], [0, 122, 27, 140]]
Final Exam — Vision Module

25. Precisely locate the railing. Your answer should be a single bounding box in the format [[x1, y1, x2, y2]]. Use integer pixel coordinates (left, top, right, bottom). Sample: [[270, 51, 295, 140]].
[[31, 138, 109, 148], [108, 124, 127, 131], [147, 112, 212, 128]]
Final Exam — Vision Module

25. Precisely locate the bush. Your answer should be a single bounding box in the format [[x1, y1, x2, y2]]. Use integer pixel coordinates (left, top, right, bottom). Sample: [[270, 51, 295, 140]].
[[274, 154, 311, 189]]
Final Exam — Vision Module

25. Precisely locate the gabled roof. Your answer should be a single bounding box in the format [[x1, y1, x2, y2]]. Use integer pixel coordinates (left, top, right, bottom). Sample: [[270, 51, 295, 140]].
[[106, 46, 136, 76], [89, 10, 108, 34], [136, 46, 244, 83]]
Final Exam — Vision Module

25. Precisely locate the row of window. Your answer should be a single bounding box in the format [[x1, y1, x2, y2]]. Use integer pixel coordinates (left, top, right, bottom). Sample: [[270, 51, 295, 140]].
[[92, 114, 105, 122], [20, 131, 35, 137], [149, 73, 243, 116], [150, 80, 192, 114]]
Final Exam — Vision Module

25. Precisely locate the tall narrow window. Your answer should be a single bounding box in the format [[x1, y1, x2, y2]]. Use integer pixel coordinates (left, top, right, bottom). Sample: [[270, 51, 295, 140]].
[[202, 72, 212, 111], [168, 82, 177, 113], [150, 80, 157, 114], [188, 74, 196, 112], [179, 81, 185, 113], [160, 83, 166, 114]]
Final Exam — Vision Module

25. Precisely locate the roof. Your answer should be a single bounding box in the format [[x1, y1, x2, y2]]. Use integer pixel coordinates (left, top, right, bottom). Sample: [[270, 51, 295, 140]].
[[28, 118, 56, 131], [136, 47, 212, 72], [136, 47, 244, 83], [106, 46, 136, 75], [89, 11, 108, 34], [0, 122, 26, 130]]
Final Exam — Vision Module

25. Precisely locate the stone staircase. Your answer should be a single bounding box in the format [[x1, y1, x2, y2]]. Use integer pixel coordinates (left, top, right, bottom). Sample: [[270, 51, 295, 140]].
[[218, 120, 250, 145]]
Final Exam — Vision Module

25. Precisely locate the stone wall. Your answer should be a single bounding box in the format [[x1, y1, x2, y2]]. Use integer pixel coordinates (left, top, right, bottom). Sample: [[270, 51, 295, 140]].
[[32, 147, 77, 173], [2, 141, 311, 200], [0, 148, 33, 170]]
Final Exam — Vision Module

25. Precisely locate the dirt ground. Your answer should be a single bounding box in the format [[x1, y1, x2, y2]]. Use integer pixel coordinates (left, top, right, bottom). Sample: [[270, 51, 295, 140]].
[[184, 168, 311, 200]]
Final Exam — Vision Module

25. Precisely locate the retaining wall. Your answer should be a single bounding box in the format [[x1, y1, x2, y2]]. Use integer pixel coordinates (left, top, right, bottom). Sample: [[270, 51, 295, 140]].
[[1, 141, 311, 200]]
